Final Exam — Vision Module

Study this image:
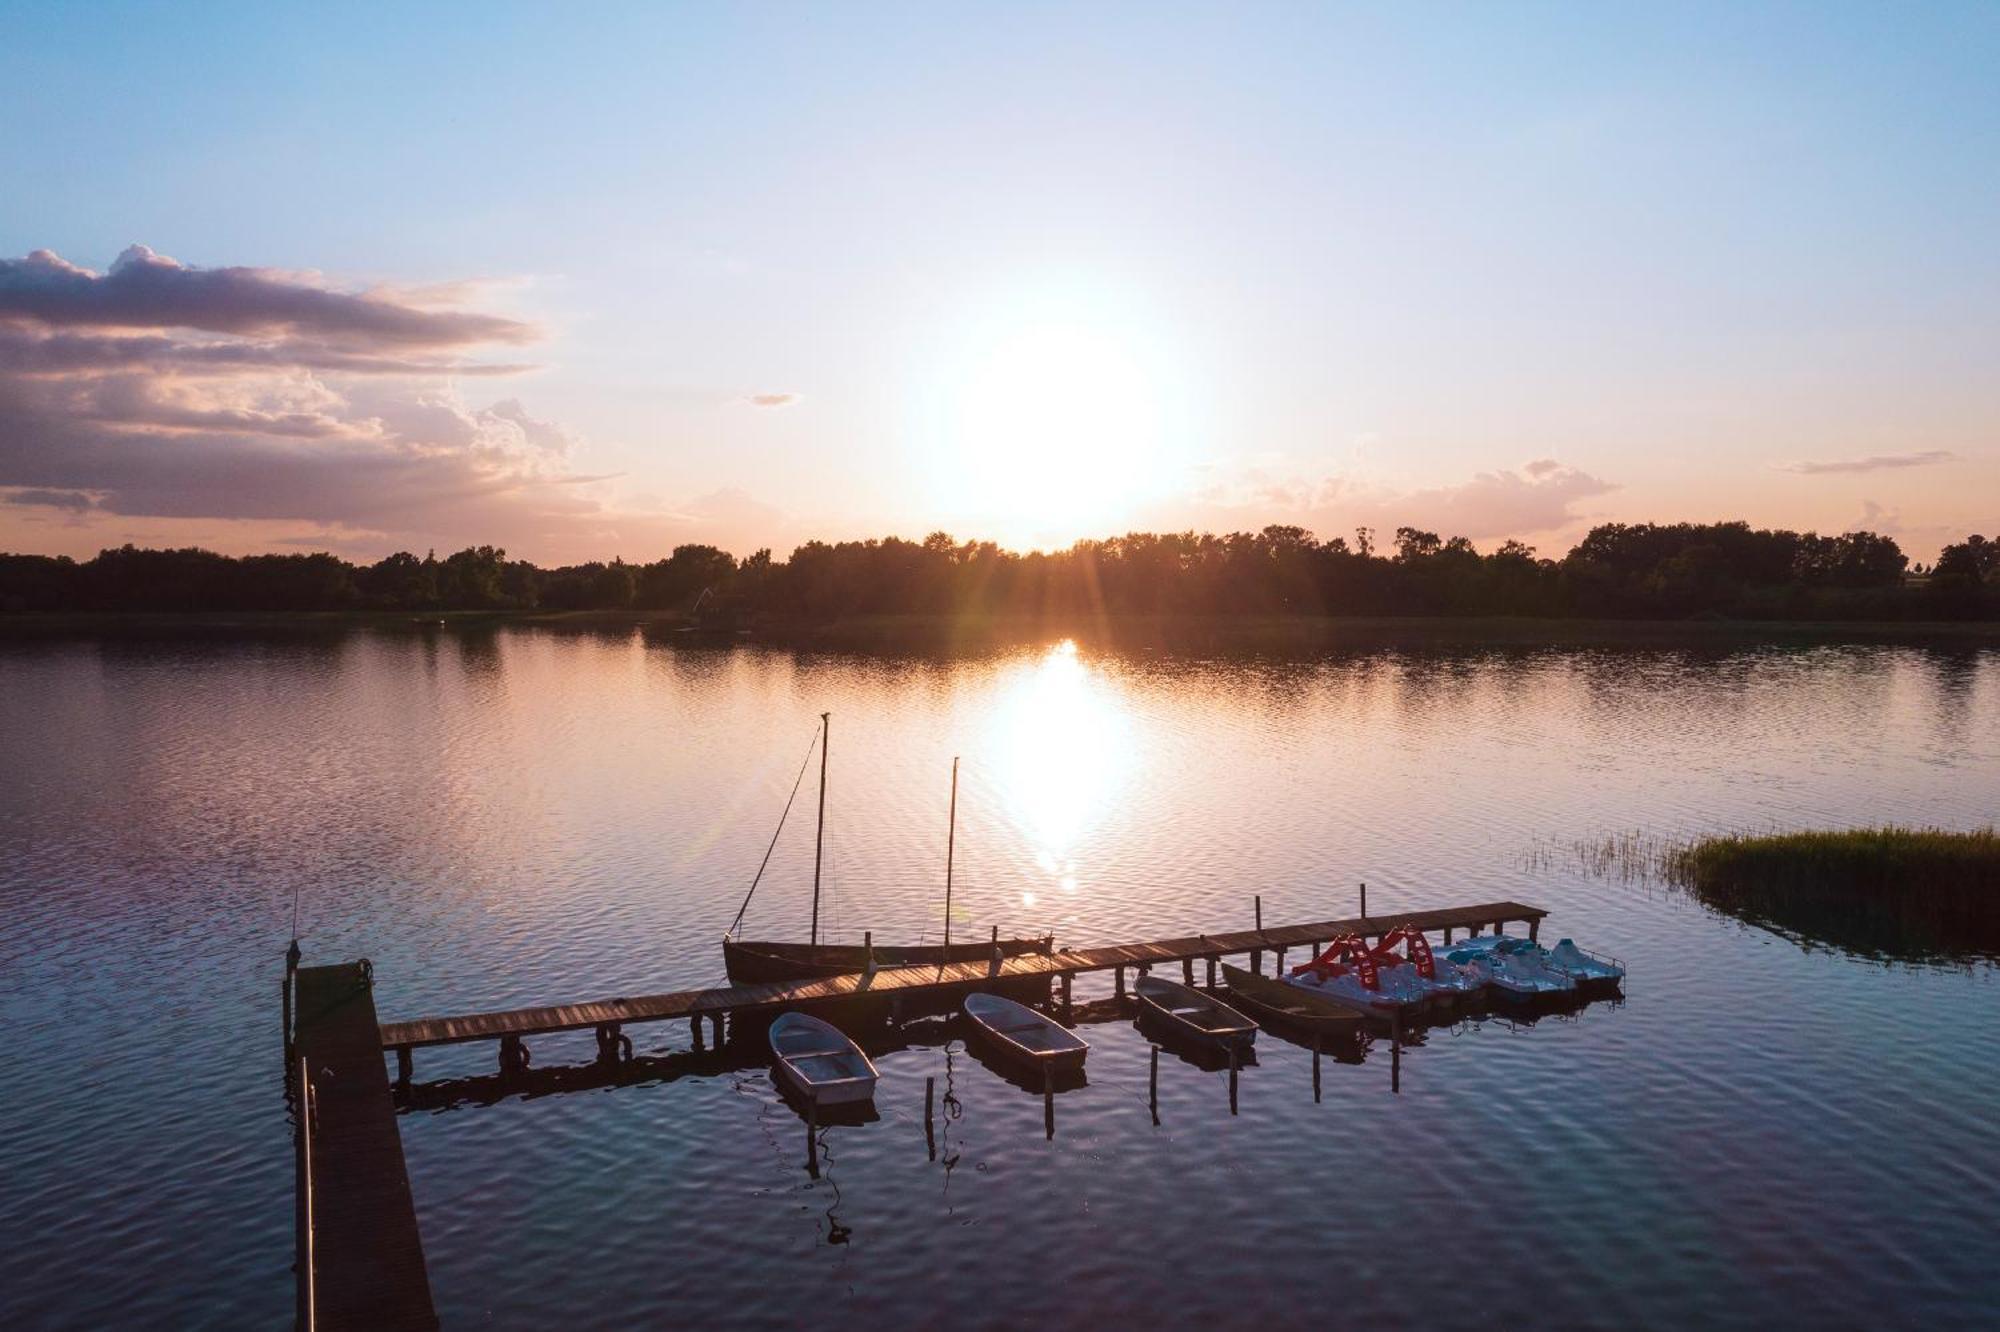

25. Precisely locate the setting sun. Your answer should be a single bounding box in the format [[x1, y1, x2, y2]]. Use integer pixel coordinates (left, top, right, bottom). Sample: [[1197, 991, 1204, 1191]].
[[916, 286, 1190, 548]]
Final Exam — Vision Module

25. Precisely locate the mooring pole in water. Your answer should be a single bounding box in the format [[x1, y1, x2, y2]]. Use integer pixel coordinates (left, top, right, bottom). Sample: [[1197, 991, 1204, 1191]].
[[1043, 1066, 1055, 1140], [1229, 1047, 1239, 1116], [925, 1075, 937, 1161], [806, 1097, 819, 1177], [1312, 1035, 1322, 1103], [810, 712, 829, 948], [1391, 1010, 1402, 1094], [1149, 1045, 1160, 1122]]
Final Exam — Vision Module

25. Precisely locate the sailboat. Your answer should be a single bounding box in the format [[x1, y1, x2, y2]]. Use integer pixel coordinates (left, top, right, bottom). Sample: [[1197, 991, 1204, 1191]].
[[722, 714, 1056, 984]]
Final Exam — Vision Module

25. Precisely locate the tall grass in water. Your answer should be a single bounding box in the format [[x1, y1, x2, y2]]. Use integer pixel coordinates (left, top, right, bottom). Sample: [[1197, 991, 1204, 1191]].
[[1665, 827, 2000, 959]]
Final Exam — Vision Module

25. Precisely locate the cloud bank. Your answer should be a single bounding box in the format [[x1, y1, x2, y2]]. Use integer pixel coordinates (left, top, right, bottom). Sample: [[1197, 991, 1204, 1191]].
[[1779, 449, 1959, 475], [1159, 456, 1617, 549], [0, 244, 742, 559]]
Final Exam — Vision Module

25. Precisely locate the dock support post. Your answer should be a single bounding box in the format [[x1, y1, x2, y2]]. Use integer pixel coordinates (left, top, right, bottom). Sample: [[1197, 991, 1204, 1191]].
[[864, 930, 874, 976], [1254, 894, 1262, 932], [1115, 966, 1126, 999], [1183, 957, 1194, 986], [396, 1046, 413, 1091], [1206, 956, 1217, 988], [1060, 973, 1073, 1022], [499, 1034, 529, 1078], [1528, 917, 1540, 943], [1149, 1045, 1159, 1123], [1442, 925, 1452, 945], [1249, 949, 1262, 976], [1275, 946, 1286, 973], [1360, 881, 1367, 921], [691, 1014, 705, 1053], [711, 1012, 725, 1047], [989, 924, 1001, 975], [1138, 962, 1150, 980]]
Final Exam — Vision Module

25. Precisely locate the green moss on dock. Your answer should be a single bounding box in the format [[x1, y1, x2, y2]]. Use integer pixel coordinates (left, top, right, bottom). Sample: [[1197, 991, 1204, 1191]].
[[1666, 827, 2000, 959]]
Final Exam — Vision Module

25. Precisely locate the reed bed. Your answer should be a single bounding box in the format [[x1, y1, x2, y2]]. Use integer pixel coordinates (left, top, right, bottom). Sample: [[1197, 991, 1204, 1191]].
[[1536, 826, 2000, 959]]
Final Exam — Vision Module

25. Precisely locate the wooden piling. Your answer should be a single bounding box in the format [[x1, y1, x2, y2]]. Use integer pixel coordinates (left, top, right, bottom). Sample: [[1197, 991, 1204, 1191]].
[[1149, 1044, 1159, 1120], [1312, 1036, 1322, 1103], [690, 1014, 704, 1052], [1115, 965, 1126, 998], [1060, 972, 1073, 1022], [1360, 881, 1367, 920], [1228, 1047, 1239, 1116], [1182, 957, 1194, 985]]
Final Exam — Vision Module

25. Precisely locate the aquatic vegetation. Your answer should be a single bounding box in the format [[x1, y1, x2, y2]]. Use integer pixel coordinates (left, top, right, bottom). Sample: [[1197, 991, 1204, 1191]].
[[1538, 826, 2000, 961], [1663, 828, 2000, 958]]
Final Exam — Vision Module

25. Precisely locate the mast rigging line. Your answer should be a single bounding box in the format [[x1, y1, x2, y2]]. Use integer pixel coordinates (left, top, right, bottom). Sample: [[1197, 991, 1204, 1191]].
[[726, 722, 824, 939]]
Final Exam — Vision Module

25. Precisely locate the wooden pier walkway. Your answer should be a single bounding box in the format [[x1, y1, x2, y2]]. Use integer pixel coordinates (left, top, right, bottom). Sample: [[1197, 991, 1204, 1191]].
[[378, 900, 1546, 1073], [294, 963, 439, 1331]]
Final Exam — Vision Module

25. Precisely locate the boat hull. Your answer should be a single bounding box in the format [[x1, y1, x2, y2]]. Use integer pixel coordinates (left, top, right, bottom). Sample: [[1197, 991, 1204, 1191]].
[[725, 935, 1056, 984], [963, 993, 1088, 1077], [1219, 964, 1363, 1038], [1135, 977, 1257, 1050]]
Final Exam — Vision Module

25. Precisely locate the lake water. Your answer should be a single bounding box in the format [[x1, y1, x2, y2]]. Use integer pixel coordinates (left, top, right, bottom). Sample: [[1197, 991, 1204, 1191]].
[[2, 628, 1997, 1328]]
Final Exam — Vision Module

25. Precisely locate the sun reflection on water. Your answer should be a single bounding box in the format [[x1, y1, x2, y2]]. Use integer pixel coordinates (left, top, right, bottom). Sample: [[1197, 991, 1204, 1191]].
[[985, 639, 1131, 911]]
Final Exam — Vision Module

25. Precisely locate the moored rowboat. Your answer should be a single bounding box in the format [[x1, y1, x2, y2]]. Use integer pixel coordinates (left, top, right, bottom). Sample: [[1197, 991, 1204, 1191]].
[[963, 992, 1088, 1076], [1135, 975, 1257, 1050], [1220, 963, 1363, 1038], [769, 1011, 879, 1106]]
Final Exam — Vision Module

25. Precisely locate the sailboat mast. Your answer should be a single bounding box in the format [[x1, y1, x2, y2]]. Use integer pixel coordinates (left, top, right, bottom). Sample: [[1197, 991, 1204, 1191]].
[[944, 756, 959, 950], [810, 712, 829, 947]]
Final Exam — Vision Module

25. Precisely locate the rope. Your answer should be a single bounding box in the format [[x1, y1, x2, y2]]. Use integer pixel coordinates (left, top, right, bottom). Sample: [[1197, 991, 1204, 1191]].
[[727, 724, 822, 938]]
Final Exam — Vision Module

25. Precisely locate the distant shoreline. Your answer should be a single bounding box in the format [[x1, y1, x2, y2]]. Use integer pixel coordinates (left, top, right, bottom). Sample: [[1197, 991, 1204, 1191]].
[[5, 608, 1999, 649]]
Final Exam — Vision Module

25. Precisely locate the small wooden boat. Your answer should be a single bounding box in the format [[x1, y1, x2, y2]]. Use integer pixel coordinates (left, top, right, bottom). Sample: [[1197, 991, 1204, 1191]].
[[963, 992, 1088, 1077], [1135, 975, 1257, 1051], [769, 1012, 879, 1106], [724, 934, 1055, 984], [1220, 963, 1363, 1038]]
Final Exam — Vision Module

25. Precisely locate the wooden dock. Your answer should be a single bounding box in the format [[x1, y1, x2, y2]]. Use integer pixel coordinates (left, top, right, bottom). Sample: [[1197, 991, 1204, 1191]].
[[293, 963, 439, 1331], [378, 900, 1546, 1075]]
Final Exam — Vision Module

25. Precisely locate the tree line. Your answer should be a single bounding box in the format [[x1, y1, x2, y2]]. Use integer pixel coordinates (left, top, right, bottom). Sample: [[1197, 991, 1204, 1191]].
[[2, 521, 1996, 620]]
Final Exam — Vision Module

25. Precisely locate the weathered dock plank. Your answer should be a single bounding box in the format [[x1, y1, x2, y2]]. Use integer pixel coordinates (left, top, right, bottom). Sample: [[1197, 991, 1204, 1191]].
[[295, 963, 438, 1331], [380, 900, 1544, 1053]]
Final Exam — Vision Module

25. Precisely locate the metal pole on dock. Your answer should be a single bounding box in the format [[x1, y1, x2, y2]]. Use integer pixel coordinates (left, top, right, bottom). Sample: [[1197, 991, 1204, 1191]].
[[943, 757, 958, 951], [810, 712, 829, 947]]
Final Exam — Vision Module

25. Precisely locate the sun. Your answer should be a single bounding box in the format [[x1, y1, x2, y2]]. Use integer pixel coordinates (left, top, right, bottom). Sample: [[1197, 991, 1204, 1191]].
[[924, 289, 1184, 547]]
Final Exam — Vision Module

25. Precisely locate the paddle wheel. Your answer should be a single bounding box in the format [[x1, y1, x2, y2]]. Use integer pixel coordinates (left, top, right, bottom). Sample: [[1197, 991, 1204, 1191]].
[[1291, 934, 1380, 990], [1370, 924, 1436, 979]]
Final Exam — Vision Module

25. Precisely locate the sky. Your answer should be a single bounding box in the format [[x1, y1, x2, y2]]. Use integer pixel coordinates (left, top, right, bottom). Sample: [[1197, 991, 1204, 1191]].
[[2, 1, 1996, 564]]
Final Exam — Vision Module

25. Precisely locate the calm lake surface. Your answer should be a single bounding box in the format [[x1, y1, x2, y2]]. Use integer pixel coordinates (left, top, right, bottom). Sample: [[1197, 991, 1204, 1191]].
[[2, 628, 1997, 1328]]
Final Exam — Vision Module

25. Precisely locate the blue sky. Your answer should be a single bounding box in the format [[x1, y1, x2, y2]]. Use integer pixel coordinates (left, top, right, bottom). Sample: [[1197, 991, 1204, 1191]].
[[2, 2, 1995, 560]]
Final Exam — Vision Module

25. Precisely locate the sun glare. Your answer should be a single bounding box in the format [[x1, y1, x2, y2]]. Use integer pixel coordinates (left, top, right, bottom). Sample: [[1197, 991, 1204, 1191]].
[[923, 287, 1187, 547]]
